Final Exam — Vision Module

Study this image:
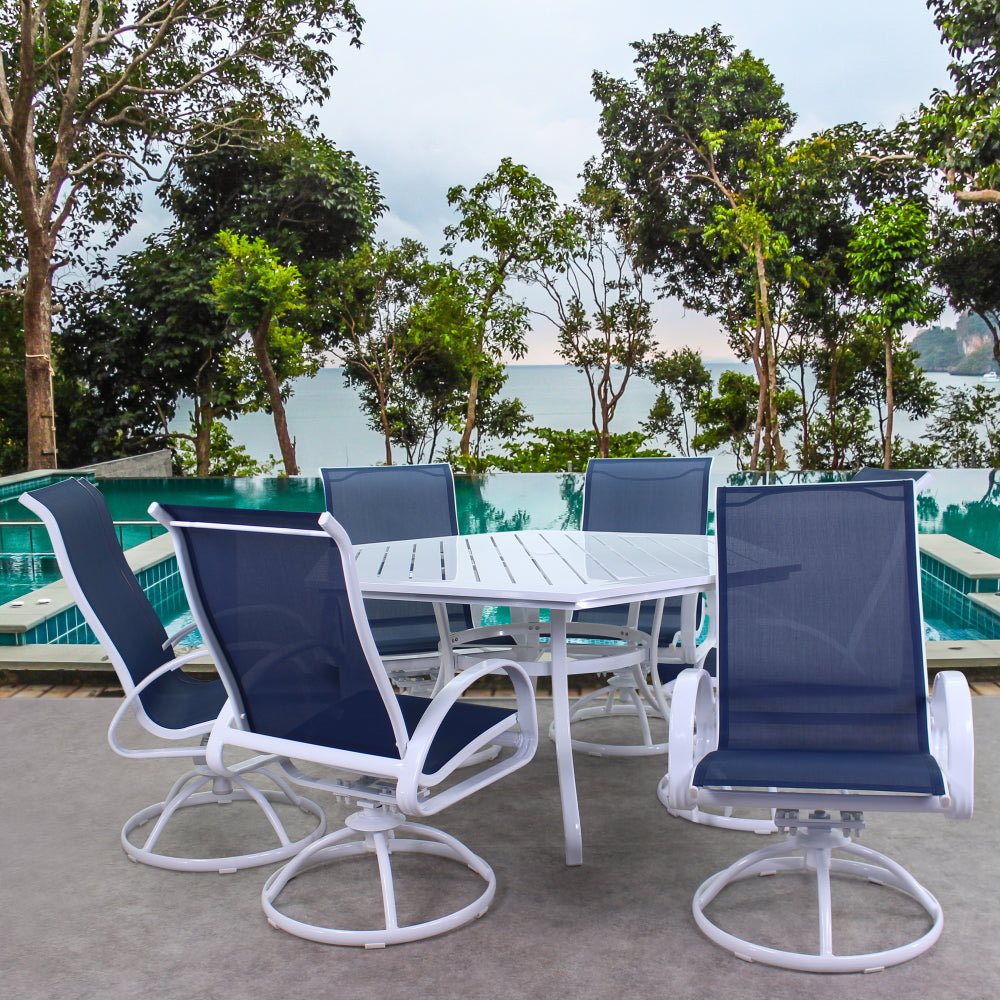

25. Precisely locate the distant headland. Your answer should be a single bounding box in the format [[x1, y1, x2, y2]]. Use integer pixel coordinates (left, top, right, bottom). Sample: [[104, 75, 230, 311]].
[[912, 313, 999, 375]]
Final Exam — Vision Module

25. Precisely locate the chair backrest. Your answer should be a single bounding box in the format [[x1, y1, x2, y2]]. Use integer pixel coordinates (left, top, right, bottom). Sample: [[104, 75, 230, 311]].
[[319, 464, 468, 655], [582, 457, 712, 535], [165, 512, 409, 755], [320, 464, 459, 543], [851, 467, 932, 491], [715, 480, 930, 756], [19, 478, 173, 692], [150, 502, 322, 533], [577, 457, 712, 636]]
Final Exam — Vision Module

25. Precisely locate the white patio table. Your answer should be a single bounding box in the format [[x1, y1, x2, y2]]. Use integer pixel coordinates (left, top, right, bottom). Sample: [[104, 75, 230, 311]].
[[353, 528, 715, 866]]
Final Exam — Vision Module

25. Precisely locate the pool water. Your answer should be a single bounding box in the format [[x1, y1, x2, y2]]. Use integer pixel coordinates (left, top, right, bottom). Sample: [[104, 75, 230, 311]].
[[4, 469, 1000, 641]]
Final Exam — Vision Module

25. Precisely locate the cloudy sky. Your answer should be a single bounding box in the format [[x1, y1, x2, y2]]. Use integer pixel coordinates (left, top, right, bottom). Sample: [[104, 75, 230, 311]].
[[314, 0, 953, 361]]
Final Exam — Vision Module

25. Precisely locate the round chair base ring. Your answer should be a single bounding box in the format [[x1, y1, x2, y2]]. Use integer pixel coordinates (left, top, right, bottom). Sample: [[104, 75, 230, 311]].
[[693, 836, 943, 973], [262, 818, 496, 947], [122, 769, 326, 874], [560, 701, 668, 757], [560, 671, 669, 757]]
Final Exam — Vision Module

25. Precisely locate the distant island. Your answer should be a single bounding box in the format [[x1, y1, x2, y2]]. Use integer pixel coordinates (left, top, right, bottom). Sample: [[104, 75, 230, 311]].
[[911, 313, 999, 375]]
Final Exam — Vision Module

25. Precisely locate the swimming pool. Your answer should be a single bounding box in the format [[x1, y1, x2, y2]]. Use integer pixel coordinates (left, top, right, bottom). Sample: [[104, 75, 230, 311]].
[[3, 469, 1000, 641]]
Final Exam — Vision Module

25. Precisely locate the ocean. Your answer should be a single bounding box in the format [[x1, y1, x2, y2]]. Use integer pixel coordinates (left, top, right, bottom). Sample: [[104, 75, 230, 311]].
[[195, 363, 981, 475]]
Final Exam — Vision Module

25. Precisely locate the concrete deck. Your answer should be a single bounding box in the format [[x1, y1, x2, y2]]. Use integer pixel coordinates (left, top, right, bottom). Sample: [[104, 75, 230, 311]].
[[2, 696, 998, 1000]]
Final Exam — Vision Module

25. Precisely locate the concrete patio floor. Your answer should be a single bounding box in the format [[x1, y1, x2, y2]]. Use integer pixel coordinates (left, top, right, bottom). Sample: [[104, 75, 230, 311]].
[[2, 695, 998, 1000]]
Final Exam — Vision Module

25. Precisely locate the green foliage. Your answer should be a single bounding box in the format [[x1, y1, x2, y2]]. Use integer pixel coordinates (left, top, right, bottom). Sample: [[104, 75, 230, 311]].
[[523, 193, 657, 457], [692, 370, 797, 471], [641, 347, 712, 455], [848, 200, 942, 331], [212, 232, 305, 330], [927, 385, 1000, 467], [0, 1, 364, 269], [443, 159, 569, 455], [324, 240, 484, 464], [481, 427, 655, 473], [931, 207, 1000, 365], [1, 1, 365, 467], [162, 129, 383, 263], [173, 422, 279, 477], [921, 0, 1000, 200]]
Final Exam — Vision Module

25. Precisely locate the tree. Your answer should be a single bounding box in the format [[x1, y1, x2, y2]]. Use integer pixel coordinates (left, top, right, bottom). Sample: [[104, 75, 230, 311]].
[[323, 240, 475, 466], [443, 159, 570, 464], [931, 207, 1000, 365], [0, 0, 362, 469], [483, 427, 651, 473], [922, 0, 1000, 205], [847, 199, 942, 467], [926, 385, 1000, 466], [60, 235, 238, 475], [641, 347, 712, 456], [525, 192, 657, 458], [59, 129, 381, 475], [211, 232, 308, 476], [692, 369, 796, 471], [592, 27, 799, 470]]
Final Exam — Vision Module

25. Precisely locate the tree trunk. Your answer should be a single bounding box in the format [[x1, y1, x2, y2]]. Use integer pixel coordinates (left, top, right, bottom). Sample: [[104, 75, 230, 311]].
[[378, 388, 394, 466], [883, 333, 894, 469], [251, 311, 298, 475], [459, 371, 480, 459], [193, 400, 214, 477], [754, 241, 785, 471], [23, 241, 58, 470]]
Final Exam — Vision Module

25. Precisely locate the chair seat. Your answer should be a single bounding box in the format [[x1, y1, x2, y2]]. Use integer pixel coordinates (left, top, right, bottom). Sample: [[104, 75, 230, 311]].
[[693, 748, 945, 795], [143, 672, 228, 731], [279, 691, 516, 773]]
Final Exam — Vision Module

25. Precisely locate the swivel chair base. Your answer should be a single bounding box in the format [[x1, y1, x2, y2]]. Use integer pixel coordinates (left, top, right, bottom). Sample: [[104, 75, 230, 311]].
[[262, 803, 496, 947], [123, 764, 326, 873], [692, 820, 943, 973]]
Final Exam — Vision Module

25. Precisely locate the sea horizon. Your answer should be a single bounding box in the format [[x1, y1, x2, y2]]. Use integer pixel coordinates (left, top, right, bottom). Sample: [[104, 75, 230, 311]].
[[184, 362, 974, 475]]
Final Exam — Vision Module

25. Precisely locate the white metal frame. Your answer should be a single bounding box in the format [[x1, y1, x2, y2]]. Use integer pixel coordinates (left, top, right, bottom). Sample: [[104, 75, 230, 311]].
[[666, 666, 974, 972], [353, 528, 715, 866], [164, 511, 539, 946]]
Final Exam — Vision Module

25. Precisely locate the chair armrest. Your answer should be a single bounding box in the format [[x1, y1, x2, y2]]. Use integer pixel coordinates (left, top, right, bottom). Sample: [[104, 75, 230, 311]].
[[665, 666, 717, 812], [162, 620, 199, 650], [930, 670, 974, 820], [107, 649, 221, 758], [396, 657, 539, 816]]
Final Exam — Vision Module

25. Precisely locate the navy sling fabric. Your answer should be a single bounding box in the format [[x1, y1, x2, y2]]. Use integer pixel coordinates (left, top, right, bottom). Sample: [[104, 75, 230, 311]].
[[22, 479, 226, 730], [694, 481, 944, 797], [573, 457, 711, 647], [320, 465, 473, 655], [174, 521, 513, 768]]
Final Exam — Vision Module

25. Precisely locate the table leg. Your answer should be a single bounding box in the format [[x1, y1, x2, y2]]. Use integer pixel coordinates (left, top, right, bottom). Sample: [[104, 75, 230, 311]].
[[548, 609, 583, 866]]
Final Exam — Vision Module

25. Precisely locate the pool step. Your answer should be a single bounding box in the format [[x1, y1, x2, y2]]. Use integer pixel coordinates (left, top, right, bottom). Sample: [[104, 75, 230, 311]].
[[919, 535, 1000, 582]]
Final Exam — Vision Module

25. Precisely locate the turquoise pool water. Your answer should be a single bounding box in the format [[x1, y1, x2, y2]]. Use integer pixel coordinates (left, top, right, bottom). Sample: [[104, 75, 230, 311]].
[[4, 469, 1000, 641]]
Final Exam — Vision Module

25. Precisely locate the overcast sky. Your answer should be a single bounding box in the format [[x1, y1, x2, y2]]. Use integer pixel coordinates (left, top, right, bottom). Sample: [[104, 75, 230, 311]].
[[315, 0, 953, 362]]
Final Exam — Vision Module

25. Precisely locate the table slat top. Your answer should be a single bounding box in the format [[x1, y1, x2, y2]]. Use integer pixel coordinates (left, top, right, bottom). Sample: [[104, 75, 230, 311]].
[[354, 530, 714, 610]]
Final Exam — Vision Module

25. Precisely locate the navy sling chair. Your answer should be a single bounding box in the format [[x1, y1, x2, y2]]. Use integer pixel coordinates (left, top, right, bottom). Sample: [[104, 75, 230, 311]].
[[19, 479, 325, 873], [561, 456, 714, 756], [666, 480, 974, 973], [158, 506, 538, 946], [320, 464, 479, 694], [851, 467, 933, 490]]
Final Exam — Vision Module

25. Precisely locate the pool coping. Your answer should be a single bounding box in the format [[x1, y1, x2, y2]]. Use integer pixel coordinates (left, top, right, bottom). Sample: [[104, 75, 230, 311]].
[[0, 534, 175, 636]]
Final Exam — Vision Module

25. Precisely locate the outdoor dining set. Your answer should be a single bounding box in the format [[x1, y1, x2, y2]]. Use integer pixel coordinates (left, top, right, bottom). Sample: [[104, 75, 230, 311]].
[[19, 458, 975, 974]]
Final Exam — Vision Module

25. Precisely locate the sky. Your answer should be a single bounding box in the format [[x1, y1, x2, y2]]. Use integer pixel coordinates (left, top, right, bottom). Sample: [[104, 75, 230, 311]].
[[312, 1, 954, 362]]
